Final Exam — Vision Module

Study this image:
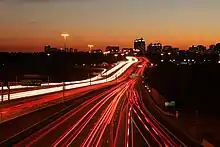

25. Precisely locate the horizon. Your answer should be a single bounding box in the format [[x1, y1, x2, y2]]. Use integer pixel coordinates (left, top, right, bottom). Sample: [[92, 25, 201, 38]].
[[0, 41, 218, 52]]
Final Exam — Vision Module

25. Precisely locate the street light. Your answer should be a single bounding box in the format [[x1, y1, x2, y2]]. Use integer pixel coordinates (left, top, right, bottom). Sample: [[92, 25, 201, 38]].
[[88, 44, 94, 53], [61, 33, 69, 50]]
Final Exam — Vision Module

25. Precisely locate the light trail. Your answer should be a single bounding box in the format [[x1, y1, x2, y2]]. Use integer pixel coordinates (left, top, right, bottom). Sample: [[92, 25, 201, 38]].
[[9, 57, 187, 147], [131, 117, 151, 147], [81, 82, 130, 147], [133, 108, 163, 147], [113, 99, 128, 147], [2, 60, 125, 89], [126, 59, 184, 147], [14, 83, 125, 147], [52, 82, 130, 147], [1, 57, 138, 101]]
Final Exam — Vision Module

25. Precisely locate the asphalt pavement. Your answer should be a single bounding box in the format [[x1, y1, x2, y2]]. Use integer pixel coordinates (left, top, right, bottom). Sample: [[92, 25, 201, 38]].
[[0, 57, 202, 147]]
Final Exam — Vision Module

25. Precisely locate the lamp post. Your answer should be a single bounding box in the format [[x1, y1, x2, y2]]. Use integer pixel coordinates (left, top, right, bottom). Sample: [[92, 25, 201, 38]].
[[61, 33, 69, 50], [88, 44, 94, 53]]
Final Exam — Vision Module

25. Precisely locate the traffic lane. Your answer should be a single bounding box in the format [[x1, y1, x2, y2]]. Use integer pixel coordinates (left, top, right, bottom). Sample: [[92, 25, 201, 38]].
[[132, 90, 182, 147], [14, 82, 126, 147], [99, 88, 129, 147], [0, 58, 136, 110], [1, 85, 60, 95], [70, 81, 130, 147], [1, 58, 137, 102], [0, 72, 126, 123], [0, 91, 89, 123], [0, 85, 114, 143], [132, 111, 160, 147], [0, 84, 99, 123], [112, 92, 128, 147], [136, 81, 201, 147], [0, 59, 140, 145]]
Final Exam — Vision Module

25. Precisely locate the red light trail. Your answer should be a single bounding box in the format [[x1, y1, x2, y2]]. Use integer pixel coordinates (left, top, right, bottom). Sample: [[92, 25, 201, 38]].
[[6, 57, 188, 147]]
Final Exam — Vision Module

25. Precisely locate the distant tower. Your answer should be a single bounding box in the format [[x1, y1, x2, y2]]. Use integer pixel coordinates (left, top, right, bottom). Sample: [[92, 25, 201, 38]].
[[134, 38, 146, 54]]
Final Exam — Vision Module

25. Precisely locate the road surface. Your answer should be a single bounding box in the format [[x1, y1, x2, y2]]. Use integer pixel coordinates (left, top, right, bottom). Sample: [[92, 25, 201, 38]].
[[0, 57, 201, 147]]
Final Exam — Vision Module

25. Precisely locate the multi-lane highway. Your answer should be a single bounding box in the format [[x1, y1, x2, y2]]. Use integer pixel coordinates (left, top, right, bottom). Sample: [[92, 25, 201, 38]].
[[1, 57, 136, 101], [0, 56, 139, 123], [0, 57, 201, 147]]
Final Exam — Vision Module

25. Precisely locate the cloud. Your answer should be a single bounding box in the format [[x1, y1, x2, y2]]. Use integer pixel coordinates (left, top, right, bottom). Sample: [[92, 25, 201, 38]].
[[28, 20, 37, 24]]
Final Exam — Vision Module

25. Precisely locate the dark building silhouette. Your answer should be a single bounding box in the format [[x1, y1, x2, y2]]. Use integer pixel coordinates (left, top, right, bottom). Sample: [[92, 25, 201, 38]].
[[163, 45, 172, 52], [44, 45, 58, 53], [65, 48, 69, 52], [106, 46, 120, 54], [134, 38, 146, 54], [121, 48, 136, 55], [70, 48, 73, 52], [162, 45, 179, 54], [44, 44, 51, 52], [74, 49, 78, 53], [189, 45, 206, 53], [147, 43, 162, 54], [122, 48, 133, 53], [91, 49, 103, 54]]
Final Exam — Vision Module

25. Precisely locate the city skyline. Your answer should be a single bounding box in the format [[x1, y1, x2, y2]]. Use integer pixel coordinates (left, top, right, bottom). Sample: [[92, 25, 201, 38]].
[[1, 0, 220, 52]]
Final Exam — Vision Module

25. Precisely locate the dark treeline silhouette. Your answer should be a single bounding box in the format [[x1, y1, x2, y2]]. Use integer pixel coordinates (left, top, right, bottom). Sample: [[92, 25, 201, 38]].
[[146, 62, 220, 117], [0, 52, 125, 84]]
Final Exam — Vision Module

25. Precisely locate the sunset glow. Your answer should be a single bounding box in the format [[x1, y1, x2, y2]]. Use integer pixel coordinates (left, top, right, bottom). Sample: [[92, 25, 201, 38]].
[[0, 0, 220, 52]]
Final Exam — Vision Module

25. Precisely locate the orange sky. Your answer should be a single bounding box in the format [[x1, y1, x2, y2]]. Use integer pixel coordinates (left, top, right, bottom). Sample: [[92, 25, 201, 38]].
[[0, 0, 220, 52]]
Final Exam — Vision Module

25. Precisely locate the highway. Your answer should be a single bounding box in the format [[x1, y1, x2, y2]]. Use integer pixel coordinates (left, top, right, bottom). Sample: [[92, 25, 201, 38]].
[[0, 57, 139, 123], [0, 58, 134, 101], [0, 57, 201, 147]]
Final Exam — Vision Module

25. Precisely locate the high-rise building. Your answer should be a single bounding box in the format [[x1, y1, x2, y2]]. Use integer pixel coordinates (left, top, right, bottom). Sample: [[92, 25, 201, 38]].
[[134, 38, 146, 54], [106, 46, 120, 54], [70, 48, 73, 52], [74, 49, 78, 53]]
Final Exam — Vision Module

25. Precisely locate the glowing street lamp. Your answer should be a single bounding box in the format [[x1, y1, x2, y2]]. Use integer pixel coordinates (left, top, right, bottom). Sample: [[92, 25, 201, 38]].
[[61, 33, 69, 50], [88, 44, 94, 53]]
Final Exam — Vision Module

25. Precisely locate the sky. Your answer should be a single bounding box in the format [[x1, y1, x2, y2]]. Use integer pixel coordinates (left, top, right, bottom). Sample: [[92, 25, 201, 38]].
[[0, 0, 220, 52]]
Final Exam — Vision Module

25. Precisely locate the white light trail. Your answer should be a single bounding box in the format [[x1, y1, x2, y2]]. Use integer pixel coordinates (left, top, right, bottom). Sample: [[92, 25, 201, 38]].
[[1, 57, 138, 101]]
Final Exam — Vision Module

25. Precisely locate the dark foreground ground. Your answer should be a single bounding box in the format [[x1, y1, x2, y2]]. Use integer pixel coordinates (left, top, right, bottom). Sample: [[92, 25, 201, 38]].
[[146, 63, 220, 146]]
